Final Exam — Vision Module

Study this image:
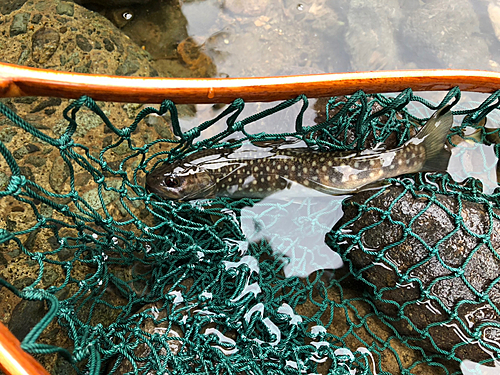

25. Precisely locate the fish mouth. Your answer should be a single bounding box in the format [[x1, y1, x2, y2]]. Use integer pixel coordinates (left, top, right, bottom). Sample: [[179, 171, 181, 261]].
[[181, 182, 217, 201], [145, 180, 216, 201]]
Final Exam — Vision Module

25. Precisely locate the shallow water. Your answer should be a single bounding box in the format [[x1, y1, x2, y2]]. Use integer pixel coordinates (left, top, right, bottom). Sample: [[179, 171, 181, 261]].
[[3, 0, 500, 373], [109, 0, 500, 371]]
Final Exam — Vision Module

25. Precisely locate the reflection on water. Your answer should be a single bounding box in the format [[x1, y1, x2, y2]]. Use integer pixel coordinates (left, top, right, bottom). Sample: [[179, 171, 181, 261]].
[[461, 359, 500, 375], [106, 0, 500, 78], [239, 185, 345, 278], [79, 0, 500, 371], [448, 141, 499, 194]]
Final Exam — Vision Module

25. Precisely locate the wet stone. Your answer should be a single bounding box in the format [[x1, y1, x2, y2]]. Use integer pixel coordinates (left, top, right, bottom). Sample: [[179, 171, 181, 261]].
[[42, 267, 59, 287], [6, 219, 16, 232], [145, 114, 174, 139], [123, 103, 143, 119], [24, 229, 40, 251], [31, 13, 43, 24], [17, 49, 30, 65], [32, 27, 61, 64], [103, 38, 114, 52], [0, 172, 8, 190], [10, 12, 30, 37], [102, 135, 113, 148], [328, 185, 500, 363], [47, 236, 60, 251], [19, 166, 35, 183], [0, 253, 7, 266], [0, 0, 27, 15], [49, 157, 71, 194], [57, 248, 73, 262], [14, 97, 37, 104], [115, 55, 140, 76], [8, 299, 47, 341], [109, 35, 124, 53], [30, 97, 62, 113], [76, 34, 92, 52], [74, 64, 91, 73], [74, 172, 91, 187], [0, 127, 17, 143], [12, 276, 35, 291], [13, 144, 40, 159], [40, 203, 53, 218], [56, 1, 74, 17]]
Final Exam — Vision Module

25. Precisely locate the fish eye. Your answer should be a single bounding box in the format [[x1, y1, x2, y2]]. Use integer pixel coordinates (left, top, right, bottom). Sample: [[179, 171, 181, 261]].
[[164, 177, 180, 188]]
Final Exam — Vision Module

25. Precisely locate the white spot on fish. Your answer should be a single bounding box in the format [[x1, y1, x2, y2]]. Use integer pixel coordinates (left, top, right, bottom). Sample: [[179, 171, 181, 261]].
[[354, 161, 360, 168], [254, 166, 259, 172], [267, 176, 271, 181], [291, 166, 296, 171], [369, 160, 375, 166], [322, 166, 327, 172], [303, 167, 308, 173], [252, 180, 258, 185], [328, 161, 333, 167]]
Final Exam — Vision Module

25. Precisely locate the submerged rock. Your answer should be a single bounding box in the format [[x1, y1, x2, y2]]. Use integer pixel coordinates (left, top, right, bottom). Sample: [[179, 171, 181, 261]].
[[327, 185, 500, 364], [401, 0, 491, 69], [345, 0, 403, 70]]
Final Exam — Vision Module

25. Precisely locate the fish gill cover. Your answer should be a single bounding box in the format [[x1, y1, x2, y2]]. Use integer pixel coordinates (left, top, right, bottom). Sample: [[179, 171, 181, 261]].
[[0, 88, 499, 374]]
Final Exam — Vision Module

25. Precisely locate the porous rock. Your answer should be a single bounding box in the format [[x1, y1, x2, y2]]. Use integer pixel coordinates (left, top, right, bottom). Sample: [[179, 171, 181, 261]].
[[327, 185, 500, 363]]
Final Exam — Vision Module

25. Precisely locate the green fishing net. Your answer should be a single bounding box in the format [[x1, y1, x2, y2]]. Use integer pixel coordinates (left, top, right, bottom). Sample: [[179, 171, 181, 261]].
[[0, 87, 499, 375]]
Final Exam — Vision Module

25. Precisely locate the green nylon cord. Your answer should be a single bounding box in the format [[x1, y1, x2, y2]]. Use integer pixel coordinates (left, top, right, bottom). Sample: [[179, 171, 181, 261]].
[[0, 89, 500, 374]]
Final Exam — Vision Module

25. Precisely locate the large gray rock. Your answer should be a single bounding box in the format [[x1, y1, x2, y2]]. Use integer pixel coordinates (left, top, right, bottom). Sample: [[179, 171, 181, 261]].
[[401, 0, 491, 69], [327, 185, 500, 364], [346, 0, 403, 70]]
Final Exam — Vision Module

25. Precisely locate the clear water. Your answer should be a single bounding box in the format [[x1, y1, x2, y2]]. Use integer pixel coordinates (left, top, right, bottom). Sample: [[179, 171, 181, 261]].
[[107, 0, 500, 371]]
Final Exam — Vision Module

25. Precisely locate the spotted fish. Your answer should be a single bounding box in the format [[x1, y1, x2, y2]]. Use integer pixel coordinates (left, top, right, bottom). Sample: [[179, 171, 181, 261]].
[[146, 105, 453, 200]]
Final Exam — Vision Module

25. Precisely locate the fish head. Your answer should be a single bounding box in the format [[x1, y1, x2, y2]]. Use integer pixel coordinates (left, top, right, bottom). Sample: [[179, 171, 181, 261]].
[[146, 161, 217, 200]]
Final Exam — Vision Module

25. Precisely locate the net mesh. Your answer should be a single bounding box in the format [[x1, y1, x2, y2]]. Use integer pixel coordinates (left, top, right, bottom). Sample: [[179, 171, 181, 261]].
[[0, 88, 499, 375]]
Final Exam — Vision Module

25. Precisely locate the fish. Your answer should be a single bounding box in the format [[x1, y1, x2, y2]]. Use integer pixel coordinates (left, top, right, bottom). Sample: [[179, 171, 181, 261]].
[[146, 105, 453, 200]]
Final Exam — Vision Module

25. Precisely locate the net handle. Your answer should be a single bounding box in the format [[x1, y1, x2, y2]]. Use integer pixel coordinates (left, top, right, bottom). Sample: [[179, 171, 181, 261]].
[[0, 322, 50, 375], [1, 62, 500, 104]]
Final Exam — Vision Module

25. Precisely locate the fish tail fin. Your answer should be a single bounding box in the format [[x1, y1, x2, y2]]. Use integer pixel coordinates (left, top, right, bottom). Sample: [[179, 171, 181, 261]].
[[416, 105, 454, 171]]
